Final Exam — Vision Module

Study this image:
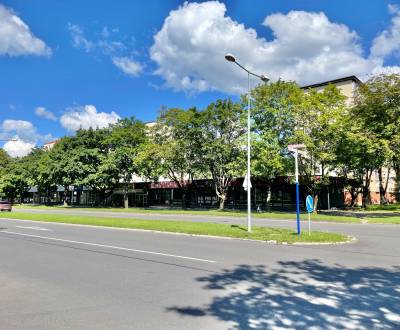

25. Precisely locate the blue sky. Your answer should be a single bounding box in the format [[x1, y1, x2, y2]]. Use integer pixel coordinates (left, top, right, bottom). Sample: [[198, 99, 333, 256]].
[[0, 0, 399, 156]]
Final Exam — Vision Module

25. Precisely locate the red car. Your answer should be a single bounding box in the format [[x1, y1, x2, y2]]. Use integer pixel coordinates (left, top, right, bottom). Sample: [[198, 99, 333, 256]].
[[0, 201, 12, 212]]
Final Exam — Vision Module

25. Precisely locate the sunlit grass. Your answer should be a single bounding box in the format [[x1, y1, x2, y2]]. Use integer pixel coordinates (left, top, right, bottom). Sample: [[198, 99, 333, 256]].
[[0, 212, 348, 244]]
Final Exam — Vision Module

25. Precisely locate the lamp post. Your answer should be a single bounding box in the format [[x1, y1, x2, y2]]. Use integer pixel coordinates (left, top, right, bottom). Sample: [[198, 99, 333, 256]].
[[288, 144, 305, 236], [225, 53, 269, 233]]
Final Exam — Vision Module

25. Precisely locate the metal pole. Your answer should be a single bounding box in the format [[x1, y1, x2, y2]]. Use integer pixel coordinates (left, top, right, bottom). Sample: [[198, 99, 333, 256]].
[[295, 150, 301, 236], [327, 190, 330, 210], [247, 72, 252, 233], [308, 212, 311, 235]]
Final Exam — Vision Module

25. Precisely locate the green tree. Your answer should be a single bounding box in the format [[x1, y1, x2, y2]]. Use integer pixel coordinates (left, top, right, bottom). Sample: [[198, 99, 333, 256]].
[[251, 80, 304, 205], [0, 157, 30, 202], [104, 118, 147, 208], [0, 148, 11, 169], [352, 73, 400, 204], [294, 84, 347, 208], [146, 107, 205, 208], [199, 99, 245, 210]]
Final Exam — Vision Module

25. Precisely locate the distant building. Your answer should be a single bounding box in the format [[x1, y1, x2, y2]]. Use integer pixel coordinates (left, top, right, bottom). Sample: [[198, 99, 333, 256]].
[[43, 140, 58, 151], [301, 75, 362, 104]]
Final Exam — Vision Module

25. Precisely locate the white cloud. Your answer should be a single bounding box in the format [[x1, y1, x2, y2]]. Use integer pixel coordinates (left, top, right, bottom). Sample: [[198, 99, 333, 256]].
[[60, 105, 120, 132], [1, 119, 43, 157], [68, 24, 143, 76], [35, 106, 57, 121], [67, 24, 94, 52], [150, 1, 400, 94], [0, 119, 54, 157], [0, 4, 51, 56], [3, 139, 35, 158], [112, 56, 143, 76], [2, 119, 37, 142], [371, 5, 400, 59]]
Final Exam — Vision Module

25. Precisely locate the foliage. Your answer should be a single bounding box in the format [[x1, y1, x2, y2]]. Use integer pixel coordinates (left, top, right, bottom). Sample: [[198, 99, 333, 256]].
[[144, 107, 205, 208], [1, 73, 399, 210], [351, 74, 400, 205], [251, 80, 304, 179], [0, 156, 30, 201], [199, 99, 245, 209]]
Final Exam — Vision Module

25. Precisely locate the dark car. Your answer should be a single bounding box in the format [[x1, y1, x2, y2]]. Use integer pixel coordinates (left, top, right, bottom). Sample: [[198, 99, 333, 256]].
[[0, 201, 12, 212]]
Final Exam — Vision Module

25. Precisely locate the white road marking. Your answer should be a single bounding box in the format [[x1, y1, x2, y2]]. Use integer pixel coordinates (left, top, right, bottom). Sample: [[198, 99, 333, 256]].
[[15, 225, 52, 231], [1, 230, 216, 263]]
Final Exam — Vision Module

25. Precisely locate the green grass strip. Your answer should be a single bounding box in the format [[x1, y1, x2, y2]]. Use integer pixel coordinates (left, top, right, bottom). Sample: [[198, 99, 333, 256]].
[[13, 205, 362, 223], [365, 217, 400, 224], [0, 212, 348, 244]]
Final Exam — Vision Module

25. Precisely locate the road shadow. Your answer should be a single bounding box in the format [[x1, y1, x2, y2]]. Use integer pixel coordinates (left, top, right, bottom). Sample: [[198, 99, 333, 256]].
[[167, 259, 400, 329]]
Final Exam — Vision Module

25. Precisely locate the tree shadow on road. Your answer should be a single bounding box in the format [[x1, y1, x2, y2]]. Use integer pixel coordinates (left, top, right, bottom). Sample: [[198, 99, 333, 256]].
[[167, 259, 400, 329]]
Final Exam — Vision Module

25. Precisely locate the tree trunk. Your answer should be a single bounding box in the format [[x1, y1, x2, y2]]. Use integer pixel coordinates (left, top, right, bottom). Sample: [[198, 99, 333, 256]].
[[95, 191, 103, 206], [313, 194, 319, 213], [378, 168, 387, 205], [350, 187, 358, 207], [362, 171, 372, 208], [63, 187, 69, 206], [219, 193, 227, 210], [123, 194, 129, 209], [395, 165, 400, 202], [123, 184, 129, 209], [181, 190, 186, 209]]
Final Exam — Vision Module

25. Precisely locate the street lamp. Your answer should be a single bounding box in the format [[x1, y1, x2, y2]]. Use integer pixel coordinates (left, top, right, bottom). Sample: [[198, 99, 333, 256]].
[[225, 53, 269, 233], [288, 144, 306, 236]]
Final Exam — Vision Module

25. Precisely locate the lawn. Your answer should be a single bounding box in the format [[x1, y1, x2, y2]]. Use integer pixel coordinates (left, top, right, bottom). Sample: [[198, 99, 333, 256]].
[[365, 217, 400, 224], [13, 204, 363, 223], [366, 203, 400, 211], [0, 212, 349, 244]]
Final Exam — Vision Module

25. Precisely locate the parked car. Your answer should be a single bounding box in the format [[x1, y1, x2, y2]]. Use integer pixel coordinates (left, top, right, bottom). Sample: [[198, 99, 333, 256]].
[[0, 201, 12, 212]]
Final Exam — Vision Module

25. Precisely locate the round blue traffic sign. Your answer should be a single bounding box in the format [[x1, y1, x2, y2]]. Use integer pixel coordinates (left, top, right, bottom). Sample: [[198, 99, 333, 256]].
[[306, 195, 314, 213]]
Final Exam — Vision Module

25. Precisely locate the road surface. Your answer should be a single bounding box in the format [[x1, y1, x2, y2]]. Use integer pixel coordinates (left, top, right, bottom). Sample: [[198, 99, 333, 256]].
[[0, 213, 399, 329]]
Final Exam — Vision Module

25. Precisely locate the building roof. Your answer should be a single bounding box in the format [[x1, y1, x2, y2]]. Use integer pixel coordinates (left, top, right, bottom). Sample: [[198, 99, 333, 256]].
[[44, 140, 58, 145], [301, 75, 362, 89]]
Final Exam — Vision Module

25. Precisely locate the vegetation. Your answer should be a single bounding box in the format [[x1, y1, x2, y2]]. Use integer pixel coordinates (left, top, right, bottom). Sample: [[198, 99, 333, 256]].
[[12, 204, 362, 223], [1, 73, 399, 210], [0, 212, 349, 243]]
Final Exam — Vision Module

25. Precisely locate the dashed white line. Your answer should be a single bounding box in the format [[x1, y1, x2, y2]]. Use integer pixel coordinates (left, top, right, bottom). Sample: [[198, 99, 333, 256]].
[[15, 225, 52, 231], [0, 230, 216, 263]]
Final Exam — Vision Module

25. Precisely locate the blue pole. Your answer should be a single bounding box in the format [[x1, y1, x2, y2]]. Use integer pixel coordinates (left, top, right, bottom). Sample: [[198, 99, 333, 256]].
[[296, 182, 301, 236]]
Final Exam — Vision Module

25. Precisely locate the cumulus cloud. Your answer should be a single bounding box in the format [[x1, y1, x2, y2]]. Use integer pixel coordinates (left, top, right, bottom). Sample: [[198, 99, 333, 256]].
[[35, 106, 57, 121], [0, 119, 53, 157], [3, 139, 36, 158], [112, 56, 143, 76], [0, 4, 51, 56], [150, 1, 400, 93], [60, 105, 120, 132], [371, 5, 400, 59], [2, 119, 38, 142]]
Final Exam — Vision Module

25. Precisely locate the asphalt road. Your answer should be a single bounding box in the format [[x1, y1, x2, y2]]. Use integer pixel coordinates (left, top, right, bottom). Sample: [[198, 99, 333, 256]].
[[0, 212, 399, 329]]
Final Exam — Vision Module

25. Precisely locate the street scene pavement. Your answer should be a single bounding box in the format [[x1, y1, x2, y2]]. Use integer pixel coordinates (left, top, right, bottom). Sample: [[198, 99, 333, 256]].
[[0, 212, 399, 329]]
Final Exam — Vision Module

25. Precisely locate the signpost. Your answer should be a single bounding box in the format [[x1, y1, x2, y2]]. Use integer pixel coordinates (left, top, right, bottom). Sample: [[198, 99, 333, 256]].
[[306, 195, 314, 235]]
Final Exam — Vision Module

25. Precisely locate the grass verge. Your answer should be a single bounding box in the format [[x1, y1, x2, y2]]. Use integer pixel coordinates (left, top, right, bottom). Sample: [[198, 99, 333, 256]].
[[365, 217, 400, 224], [0, 212, 348, 244], [13, 204, 362, 223]]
